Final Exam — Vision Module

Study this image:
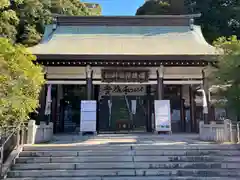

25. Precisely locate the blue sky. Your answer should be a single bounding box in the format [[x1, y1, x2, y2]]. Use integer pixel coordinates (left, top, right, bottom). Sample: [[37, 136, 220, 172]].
[[82, 0, 145, 15]]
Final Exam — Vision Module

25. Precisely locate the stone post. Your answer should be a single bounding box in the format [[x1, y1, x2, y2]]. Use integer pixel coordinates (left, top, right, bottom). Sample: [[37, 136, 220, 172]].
[[27, 120, 37, 144], [199, 121, 204, 136]]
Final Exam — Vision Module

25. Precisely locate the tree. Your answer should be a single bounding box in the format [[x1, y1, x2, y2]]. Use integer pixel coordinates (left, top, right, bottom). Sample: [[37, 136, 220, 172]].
[[136, 0, 240, 43], [16, 0, 92, 46], [0, 0, 94, 46], [0, 38, 45, 127], [211, 36, 240, 119], [136, 0, 187, 15], [186, 0, 240, 43], [0, 0, 21, 42], [136, 0, 171, 15]]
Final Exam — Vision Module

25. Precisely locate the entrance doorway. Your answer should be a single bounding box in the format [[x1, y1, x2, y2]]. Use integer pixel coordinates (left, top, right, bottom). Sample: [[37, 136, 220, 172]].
[[98, 85, 150, 132], [164, 85, 183, 133], [99, 95, 147, 132], [56, 85, 87, 133]]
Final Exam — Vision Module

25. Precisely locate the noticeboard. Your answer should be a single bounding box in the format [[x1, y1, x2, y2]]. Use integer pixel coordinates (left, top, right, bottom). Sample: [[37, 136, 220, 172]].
[[80, 100, 97, 133], [154, 100, 171, 132]]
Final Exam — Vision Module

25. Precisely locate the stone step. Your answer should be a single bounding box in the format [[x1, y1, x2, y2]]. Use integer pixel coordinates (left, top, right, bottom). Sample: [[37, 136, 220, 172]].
[[135, 150, 240, 156], [5, 177, 240, 180], [133, 145, 240, 150], [19, 150, 133, 157], [23, 145, 131, 151], [12, 162, 240, 170], [7, 169, 240, 178], [23, 144, 240, 151], [16, 156, 132, 163], [19, 150, 240, 157], [16, 156, 240, 163]]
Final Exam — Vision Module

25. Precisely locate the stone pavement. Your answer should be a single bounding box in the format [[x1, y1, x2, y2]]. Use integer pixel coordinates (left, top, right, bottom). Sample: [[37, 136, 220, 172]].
[[49, 133, 216, 146]]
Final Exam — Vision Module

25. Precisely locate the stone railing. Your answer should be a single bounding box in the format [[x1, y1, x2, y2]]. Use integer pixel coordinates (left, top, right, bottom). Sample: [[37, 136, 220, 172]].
[[27, 120, 53, 144], [199, 120, 240, 143]]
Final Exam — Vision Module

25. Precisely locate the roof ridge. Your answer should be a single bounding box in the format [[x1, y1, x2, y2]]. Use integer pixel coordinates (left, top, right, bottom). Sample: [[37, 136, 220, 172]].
[[55, 14, 201, 27], [54, 14, 201, 18]]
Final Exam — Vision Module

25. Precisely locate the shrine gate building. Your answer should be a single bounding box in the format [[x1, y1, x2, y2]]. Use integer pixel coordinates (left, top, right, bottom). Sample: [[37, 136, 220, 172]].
[[30, 15, 218, 133]]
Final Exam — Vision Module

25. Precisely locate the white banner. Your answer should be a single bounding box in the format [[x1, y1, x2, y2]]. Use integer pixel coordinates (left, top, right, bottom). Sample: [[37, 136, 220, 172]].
[[154, 100, 171, 132], [131, 100, 137, 115], [44, 84, 52, 115], [80, 100, 97, 133]]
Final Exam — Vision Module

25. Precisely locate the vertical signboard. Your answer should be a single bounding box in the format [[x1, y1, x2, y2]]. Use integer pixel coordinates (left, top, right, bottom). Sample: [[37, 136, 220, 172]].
[[154, 100, 171, 132], [80, 100, 97, 133]]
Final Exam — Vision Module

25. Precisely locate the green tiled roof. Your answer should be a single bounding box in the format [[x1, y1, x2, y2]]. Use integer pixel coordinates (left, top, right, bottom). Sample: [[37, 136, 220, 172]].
[[31, 25, 218, 55]]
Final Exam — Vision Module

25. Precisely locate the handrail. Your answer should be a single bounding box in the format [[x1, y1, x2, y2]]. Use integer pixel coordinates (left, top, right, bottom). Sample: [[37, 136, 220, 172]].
[[0, 124, 27, 178], [0, 126, 20, 146]]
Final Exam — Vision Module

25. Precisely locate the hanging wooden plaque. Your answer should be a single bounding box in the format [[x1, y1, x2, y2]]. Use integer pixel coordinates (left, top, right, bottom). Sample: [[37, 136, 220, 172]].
[[101, 69, 149, 83]]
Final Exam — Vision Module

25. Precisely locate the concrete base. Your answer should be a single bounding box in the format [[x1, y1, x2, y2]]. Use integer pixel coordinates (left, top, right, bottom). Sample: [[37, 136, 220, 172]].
[[27, 120, 53, 144]]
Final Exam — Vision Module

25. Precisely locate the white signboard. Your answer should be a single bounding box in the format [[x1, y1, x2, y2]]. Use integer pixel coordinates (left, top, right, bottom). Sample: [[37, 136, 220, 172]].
[[81, 111, 96, 121], [81, 101, 96, 111], [80, 121, 96, 132], [154, 100, 171, 132], [80, 100, 97, 133]]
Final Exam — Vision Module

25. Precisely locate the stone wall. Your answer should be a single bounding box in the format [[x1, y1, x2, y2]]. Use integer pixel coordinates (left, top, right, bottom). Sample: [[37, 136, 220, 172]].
[[199, 120, 240, 143], [27, 120, 53, 144]]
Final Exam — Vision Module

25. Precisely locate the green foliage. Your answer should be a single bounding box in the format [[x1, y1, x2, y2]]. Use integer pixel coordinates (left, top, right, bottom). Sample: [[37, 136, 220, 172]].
[[0, 0, 10, 9], [136, 0, 171, 15], [19, 25, 42, 47], [212, 36, 240, 117], [0, 38, 45, 127], [0, 6, 19, 42], [136, 0, 240, 43], [186, 0, 240, 43], [0, 0, 95, 46]]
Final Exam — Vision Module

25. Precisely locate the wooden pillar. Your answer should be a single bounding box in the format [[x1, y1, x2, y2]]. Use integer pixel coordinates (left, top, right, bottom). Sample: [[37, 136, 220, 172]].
[[94, 85, 100, 132], [51, 85, 57, 133], [37, 84, 47, 124], [209, 104, 215, 122], [157, 65, 164, 100], [146, 85, 152, 132], [56, 84, 63, 133], [189, 85, 196, 132], [86, 65, 93, 100], [180, 86, 186, 132]]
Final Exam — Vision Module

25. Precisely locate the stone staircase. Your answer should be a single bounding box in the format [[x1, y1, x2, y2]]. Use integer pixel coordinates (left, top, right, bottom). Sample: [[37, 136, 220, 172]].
[[5, 143, 240, 180]]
